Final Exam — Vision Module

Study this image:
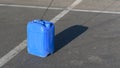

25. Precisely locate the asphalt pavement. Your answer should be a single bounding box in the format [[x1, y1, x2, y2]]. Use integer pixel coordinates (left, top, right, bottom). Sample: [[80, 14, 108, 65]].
[[0, 0, 120, 68]]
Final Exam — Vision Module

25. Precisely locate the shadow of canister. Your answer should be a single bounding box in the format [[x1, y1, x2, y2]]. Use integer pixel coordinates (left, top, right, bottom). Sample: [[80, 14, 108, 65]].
[[54, 25, 88, 53]]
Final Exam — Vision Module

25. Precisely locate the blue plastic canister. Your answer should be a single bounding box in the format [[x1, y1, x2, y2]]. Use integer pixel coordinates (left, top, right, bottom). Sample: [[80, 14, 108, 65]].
[[27, 20, 55, 58]]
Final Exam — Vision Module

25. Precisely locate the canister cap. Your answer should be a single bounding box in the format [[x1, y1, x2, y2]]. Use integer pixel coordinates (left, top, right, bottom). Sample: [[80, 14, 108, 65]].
[[27, 19, 54, 32]]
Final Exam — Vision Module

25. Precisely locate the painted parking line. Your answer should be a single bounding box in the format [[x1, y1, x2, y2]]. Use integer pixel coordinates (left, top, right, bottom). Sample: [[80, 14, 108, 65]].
[[1, 4, 120, 15], [0, 0, 82, 67], [0, 40, 26, 67], [71, 9, 120, 14], [50, 0, 82, 23], [0, 4, 63, 10]]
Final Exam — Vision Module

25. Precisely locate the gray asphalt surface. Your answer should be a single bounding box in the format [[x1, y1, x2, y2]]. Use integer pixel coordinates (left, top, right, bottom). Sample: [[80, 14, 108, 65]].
[[0, 0, 120, 68]]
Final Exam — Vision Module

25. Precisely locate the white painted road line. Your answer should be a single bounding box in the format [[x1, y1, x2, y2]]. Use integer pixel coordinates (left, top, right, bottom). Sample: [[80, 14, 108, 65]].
[[1, 4, 120, 15], [0, 0, 82, 67], [71, 9, 120, 14], [50, 0, 82, 23], [0, 4, 63, 10], [0, 40, 26, 67]]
